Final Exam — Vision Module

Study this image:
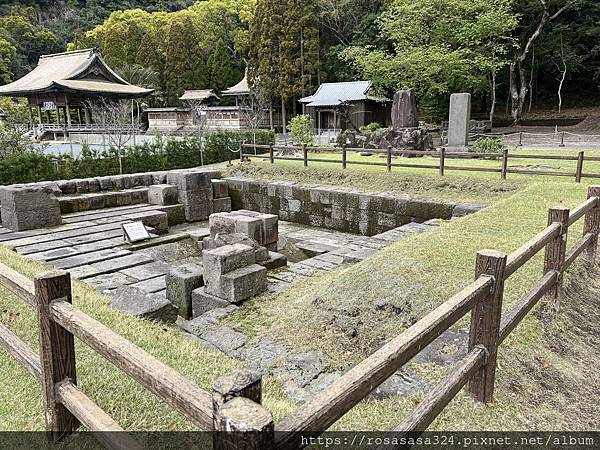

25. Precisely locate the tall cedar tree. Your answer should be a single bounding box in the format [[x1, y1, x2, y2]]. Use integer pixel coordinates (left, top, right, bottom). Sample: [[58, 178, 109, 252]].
[[164, 14, 206, 104], [249, 0, 319, 135], [208, 38, 240, 93]]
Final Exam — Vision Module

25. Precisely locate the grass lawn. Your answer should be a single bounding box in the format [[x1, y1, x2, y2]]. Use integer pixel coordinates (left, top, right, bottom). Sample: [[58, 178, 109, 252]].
[[1, 174, 598, 437]]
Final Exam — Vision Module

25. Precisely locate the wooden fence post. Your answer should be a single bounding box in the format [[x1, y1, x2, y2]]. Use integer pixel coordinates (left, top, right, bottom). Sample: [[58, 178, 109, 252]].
[[269, 145, 274, 164], [342, 144, 347, 169], [35, 271, 79, 441], [518, 132, 523, 147], [583, 185, 600, 259], [576, 151, 584, 183], [467, 250, 507, 404], [501, 149, 509, 180], [543, 208, 570, 306], [439, 148, 446, 176], [213, 370, 273, 450], [239, 143, 244, 163], [387, 146, 392, 173], [303, 144, 308, 167]]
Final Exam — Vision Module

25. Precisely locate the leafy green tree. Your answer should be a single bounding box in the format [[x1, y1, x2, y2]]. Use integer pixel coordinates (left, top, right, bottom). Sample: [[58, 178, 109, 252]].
[[342, 0, 518, 120], [0, 37, 16, 83], [208, 38, 242, 93], [289, 114, 314, 145]]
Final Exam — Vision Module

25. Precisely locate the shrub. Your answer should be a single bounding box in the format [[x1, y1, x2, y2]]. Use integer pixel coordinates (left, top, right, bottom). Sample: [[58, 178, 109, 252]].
[[472, 137, 507, 155], [0, 129, 275, 185], [289, 114, 315, 146]]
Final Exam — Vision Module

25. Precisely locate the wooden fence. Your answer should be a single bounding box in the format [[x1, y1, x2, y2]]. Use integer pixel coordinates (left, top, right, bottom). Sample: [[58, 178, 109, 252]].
[[241, 143, 600, 183], [1, 187, 599, 449]]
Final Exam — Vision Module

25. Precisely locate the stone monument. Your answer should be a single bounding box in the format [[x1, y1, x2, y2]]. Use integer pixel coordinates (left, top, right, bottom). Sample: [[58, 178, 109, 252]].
[[447, 93, 471, 150], [344, 88, 433, 152], [391, 88, 418, 129]]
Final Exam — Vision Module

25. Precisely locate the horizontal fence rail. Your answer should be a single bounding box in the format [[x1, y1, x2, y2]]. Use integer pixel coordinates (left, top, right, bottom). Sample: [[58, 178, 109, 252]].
[[241, 143, 600, 182]]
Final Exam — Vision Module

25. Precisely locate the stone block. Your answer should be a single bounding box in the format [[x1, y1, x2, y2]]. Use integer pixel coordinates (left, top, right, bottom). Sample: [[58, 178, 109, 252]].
[[111, 175, 132, 190], [258, 251, 287, 270], [166, 264, 204, 319], [447, 93, 471, 148], [148, 184, 179, 206], [203, 244, 255, 298], [57, 180, 77, 195], [377, 212, 396, 228], [75, 179, 89, 194], [0, 186, 62, 231], [235, 216, 264, 243], [167, 170, 220, 191], [132, 173, 153, 187], [112, 286, 177, 324], [221, 264, 267, 303], [213, 197, 232, 213], [254, 246, 269, 262], [209, 213, 238, 237], [88, 179, 100, 193], [191, 289, 231, 318], [259, 213, 278, 245], [156, 204, 186, 225], [97, 176, 113, 191], [126, 211, 169, 234], [152, 171, 168, 185], [180, 188, 213, 222], [212, 179, 230, 198]]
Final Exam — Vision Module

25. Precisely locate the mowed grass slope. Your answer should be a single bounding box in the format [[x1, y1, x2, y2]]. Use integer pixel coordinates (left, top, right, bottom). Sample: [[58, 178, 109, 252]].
[[228, 181, 600, 430]]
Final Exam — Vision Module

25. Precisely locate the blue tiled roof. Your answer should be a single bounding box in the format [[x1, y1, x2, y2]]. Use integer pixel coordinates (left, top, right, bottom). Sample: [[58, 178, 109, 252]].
[[300, 81, 387, 107]]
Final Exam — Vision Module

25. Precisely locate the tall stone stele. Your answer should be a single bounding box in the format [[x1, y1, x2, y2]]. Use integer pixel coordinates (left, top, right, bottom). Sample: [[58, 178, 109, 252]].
[[391, 88, 419, 130], [447, 93, 471, 150]]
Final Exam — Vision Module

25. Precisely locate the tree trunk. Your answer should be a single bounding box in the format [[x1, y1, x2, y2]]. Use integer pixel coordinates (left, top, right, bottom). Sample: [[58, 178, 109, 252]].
[[281, 97, 287, 141], [489, 70, 497, 127]]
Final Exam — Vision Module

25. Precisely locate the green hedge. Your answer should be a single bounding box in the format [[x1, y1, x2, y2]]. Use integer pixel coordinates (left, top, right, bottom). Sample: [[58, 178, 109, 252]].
[[0, 130, 274, 185]]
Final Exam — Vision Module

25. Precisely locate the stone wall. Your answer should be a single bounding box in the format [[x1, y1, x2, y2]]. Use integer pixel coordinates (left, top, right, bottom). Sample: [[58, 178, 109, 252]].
[[225, 177, 457, 236]]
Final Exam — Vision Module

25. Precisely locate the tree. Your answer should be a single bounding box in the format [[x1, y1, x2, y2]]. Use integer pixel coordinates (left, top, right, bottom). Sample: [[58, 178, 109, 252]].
[[208, 38, 241, 93], [289, 114, 314, 145], [509, 0, 580, 122], [249, 0, 319, 139], [342, 0, 518, 120], [0, 37, 16, 83], [163, 12, 206, 104], [85, 99, 140, 174]]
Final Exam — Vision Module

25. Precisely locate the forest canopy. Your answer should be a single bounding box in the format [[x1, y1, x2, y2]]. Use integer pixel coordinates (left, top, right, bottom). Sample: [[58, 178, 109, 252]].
[[0, 0, 598, 120]]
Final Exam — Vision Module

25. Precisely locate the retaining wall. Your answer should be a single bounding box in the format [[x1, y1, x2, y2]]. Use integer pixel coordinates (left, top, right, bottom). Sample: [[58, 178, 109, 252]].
[[225, 177, 457, 236]]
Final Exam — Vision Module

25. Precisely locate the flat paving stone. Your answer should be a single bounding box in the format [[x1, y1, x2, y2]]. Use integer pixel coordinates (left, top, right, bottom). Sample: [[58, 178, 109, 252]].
[[52, 249, 132, 269], [86, 272, 138, 292], [86, 253, 154, 277], [120, 261, 171, 281], [200, 326, 247, 355], [72, 238, 125, 254], [130, 275, 167, 293], [3, 222, 127, 248], [16, 239, 72, 255], [63, 230, 124, 245], [69, 265, 101, 279], [28, 247, 80, 261]]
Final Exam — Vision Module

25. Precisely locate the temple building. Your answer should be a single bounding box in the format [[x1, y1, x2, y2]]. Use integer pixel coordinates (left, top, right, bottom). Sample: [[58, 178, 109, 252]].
[[300, 81, 391, 132], [0, 48, 153, 135]]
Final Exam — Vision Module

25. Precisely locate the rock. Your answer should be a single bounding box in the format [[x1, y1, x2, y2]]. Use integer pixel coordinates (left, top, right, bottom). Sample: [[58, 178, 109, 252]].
[[191, 288, 232, 317], [0, 186, 62, 231], [237, 338, 288, 375], [278, 351, 324, 388], [203, 244, 256, 298], [212, 179, 230, 198], [368, 368, 429, 400], [148, 184, 179, 206], [200, 326, 247, 354], [221, 264, 267, 303], [392, 88, 419, 129], [283, 371, 343, 403], [166, 263, 204, 320], [452, 203, 488, 217], [112, 286, 177, 323], [258, 252, 288, 270]]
